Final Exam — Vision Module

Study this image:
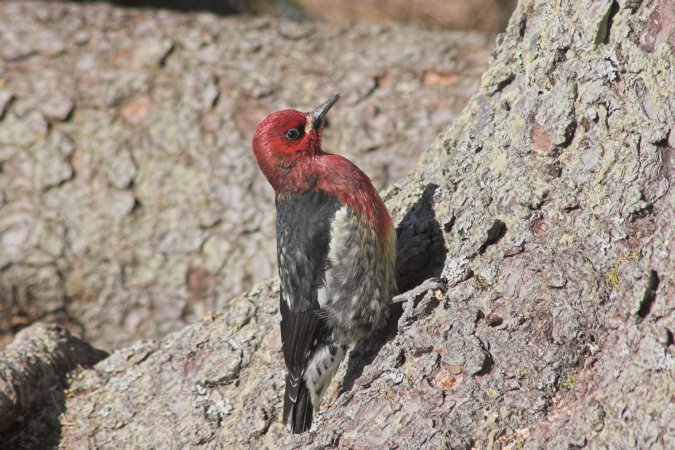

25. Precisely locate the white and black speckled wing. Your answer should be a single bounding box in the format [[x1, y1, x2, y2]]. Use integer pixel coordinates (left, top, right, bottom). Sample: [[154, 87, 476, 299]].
[[275, 190, 341, 432]]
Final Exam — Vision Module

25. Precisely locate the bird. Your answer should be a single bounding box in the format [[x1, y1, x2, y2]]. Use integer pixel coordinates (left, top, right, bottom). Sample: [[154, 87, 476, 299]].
[[252, 94, 397, 433]]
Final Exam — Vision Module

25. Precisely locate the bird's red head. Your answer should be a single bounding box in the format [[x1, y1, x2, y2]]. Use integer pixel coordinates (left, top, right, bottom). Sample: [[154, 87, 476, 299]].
[[252, 94, 395, 244], [252, 95, 340, 193]]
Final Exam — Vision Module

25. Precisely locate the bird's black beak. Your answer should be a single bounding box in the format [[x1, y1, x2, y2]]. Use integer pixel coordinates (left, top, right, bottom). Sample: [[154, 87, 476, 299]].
[[307, 94, 340, 131]]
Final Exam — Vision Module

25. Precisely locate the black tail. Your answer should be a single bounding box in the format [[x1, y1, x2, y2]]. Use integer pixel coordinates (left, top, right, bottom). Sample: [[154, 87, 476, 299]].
[[283, 374, 314, 433]]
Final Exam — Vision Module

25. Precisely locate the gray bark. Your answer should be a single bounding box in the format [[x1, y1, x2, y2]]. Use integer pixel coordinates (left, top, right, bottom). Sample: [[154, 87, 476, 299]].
[[0, 323, 106, 437], [2, 0, 674, 448], [0, 0, 492, 351]]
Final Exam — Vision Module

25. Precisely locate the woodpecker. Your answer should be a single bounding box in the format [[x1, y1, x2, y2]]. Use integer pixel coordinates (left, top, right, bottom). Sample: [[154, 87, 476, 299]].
[[252, 94, 397, 433]]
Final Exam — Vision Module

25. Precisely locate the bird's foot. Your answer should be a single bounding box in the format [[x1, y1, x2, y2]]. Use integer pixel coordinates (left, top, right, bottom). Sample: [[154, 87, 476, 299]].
[[394, 277, 447, 328]]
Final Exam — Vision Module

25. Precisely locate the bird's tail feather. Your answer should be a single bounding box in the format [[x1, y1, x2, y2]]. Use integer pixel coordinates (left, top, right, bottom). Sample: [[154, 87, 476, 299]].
[[283, 374, 313, 433]]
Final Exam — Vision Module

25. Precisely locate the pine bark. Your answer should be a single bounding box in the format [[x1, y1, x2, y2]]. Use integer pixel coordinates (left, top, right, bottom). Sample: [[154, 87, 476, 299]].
[[2, 0, 673, 448], [0, 324, 106, 437]]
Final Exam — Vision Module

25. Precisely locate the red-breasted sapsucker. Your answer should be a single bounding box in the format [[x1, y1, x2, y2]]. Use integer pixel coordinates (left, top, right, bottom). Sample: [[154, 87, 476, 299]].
[[252, 94, 397, 433]]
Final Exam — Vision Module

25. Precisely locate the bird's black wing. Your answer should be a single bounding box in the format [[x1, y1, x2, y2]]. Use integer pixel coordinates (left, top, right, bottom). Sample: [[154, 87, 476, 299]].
[[276, 189, 341, 432]]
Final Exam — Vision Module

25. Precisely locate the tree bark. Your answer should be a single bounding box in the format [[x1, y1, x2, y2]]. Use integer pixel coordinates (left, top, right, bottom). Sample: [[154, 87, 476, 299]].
[[0, 323, 107, 435], [0, 0, 492, 351], [3, 0, 675, 448]]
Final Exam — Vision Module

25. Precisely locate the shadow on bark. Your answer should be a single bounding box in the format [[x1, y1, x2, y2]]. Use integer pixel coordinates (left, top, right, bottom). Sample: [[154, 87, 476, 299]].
[[0, 324, 108, 450], [68, 0, 307, 19], [394, 183, 447, 293], [0, 389, 64, 450], [340, 183, 446, 394]]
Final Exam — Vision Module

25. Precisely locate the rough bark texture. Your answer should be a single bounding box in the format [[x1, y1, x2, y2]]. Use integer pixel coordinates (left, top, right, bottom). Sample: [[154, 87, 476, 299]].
[[0, 323, 107, 437], [0, 1, 492, 350], [2, 0, 674, 448]]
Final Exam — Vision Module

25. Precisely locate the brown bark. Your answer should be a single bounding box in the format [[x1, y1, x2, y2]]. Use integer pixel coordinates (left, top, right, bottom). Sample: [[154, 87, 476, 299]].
[[292, 0, 517, 32], [108, 0, 517, 33], [2, 0, 674, 448]]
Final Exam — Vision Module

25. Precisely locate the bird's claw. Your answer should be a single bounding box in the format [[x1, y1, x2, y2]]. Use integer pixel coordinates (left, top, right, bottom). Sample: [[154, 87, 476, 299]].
[[395, 277, 447, 328]]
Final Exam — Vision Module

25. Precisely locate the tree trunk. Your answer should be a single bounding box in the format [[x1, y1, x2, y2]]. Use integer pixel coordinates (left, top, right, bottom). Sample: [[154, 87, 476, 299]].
[[0, 0, 492, 351], [0, 323, 106, 442], [4, 0, 675, 448]]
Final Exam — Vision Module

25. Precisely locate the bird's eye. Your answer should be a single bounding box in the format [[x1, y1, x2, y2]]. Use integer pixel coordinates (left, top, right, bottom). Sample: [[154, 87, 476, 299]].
[[284, 128, 301, 140]]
